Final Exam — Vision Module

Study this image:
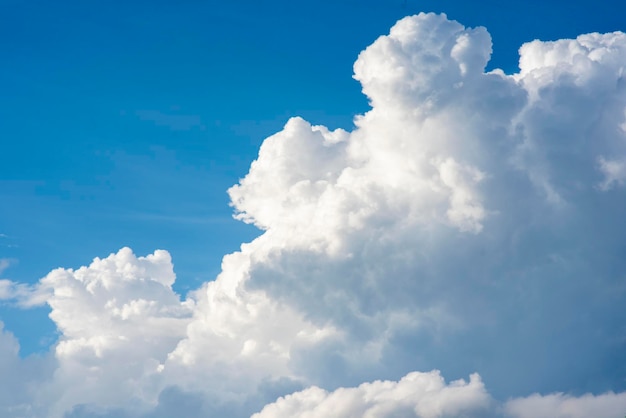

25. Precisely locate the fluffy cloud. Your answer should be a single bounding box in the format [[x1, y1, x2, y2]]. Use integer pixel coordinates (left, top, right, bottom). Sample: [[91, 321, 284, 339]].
[[227, 12, 626, 397], [0, 323, 51, 417], [253, 375, 626, 418], [19, 248, 193, 417], [1, 11, 626, 418], [252, 370, 490, 418]]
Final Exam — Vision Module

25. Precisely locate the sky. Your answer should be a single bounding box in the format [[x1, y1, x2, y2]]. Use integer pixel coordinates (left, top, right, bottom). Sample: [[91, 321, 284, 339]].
[[1, 0, 626, 417]]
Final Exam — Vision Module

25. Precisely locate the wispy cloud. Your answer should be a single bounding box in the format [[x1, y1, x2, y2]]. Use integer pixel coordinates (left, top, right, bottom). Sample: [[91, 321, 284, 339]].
[[0, 259, 10, 276], [0, 279, 49, 307], [0, 233, 18, 249]]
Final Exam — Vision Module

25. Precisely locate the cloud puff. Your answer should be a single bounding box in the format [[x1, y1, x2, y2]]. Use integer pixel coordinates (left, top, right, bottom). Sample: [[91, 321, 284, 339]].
[[0, 323, 51, 417], [252, 372, 626, 418], [252, 370, 490, 418], [27, 248, 193, 417], [2, 11, 626, 418]]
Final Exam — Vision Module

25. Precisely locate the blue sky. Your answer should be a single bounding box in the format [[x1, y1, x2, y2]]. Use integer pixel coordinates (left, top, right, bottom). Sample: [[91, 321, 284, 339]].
[[2, 1, 626, 417]]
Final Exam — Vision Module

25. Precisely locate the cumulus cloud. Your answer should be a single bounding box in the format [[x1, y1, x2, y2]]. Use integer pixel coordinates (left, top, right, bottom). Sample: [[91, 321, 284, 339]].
[[1, 11, 626, 418], [252, 370, 490, 418], [0, 323, 52, 417], [252, 374, 626, 418], [16, 248, 194, 417], [227, 12, 626, 396], [254, 374, 626, 418]]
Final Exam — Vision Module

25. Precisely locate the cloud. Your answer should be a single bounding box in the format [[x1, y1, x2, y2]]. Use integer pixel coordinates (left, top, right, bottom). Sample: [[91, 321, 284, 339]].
[[598, 156, 626, 190], [0, 279, 47, 307], [505, 391, 626, 418], [0, 259, 11, 276], [253, 373, 626, 418], [251, 370, 491, 418], [0, 323, 52, 417], [0, 258, 49, 307], [2, 11, 626, 418], [225, 12, 626, 397], [11, 248, 193, 417], [252, 373, 626, 418]]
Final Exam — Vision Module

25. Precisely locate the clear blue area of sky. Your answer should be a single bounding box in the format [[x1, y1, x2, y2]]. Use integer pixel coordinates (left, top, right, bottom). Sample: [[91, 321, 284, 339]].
[[1, 0, 624, 354]]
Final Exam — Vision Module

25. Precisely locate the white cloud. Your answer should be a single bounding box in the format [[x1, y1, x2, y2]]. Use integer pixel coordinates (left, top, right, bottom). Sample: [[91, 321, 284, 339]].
[[29, 248, 194, 417], [505, 391, 626, 418], [225, 11, 626, 395], [1, 11, 626, 418], [0, 323, 52, 417], [0, 259, 10, 276], [253, 373, 626, 418], [598, 156, 626, 190], [0, 279, 47, 307], [0, 259, 49, 306], [252, 370, 491, 418]]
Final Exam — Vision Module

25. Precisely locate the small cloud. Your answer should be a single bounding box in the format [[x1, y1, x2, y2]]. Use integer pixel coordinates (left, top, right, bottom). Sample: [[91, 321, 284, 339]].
[[0, 234, 19, 249], [597, 157, 626, 190], [252, 370, 490, 418], [0, 258, 13, 276], [505, 391, 626, 418], [0, 278, 49, 307]]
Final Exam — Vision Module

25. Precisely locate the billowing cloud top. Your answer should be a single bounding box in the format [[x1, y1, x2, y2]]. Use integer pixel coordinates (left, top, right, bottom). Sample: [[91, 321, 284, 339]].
[[2, 12, 626, 418]]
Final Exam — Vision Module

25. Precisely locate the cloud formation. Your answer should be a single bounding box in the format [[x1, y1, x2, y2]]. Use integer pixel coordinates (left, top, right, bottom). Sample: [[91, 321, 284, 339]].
[[1, 12, 626, 418], [252, 371, 490, 418], [253, 373, 626, 418]]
